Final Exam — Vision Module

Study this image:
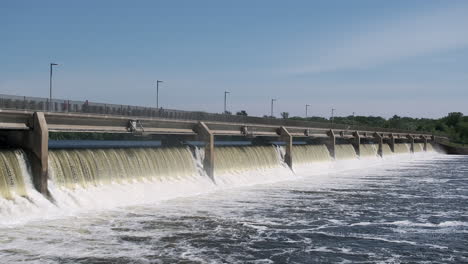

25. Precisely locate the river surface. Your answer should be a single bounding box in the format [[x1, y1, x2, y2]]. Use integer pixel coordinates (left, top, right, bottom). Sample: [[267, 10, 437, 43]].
[[0, 154, 467, 263]]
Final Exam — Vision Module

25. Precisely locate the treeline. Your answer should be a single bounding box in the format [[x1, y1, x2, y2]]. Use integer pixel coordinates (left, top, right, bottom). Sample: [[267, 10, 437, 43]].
[[289, 112, 468, 144]]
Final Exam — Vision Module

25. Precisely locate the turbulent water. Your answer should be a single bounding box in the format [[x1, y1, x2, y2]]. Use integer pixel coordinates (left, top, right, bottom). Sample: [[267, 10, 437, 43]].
[[0, 144, 466, 263]]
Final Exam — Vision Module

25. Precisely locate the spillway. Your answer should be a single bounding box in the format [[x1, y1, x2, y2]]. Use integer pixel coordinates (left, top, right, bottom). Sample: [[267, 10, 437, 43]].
[[335, 144, 358, 160], [213, 146, 282, 175], [360, 144, 378, 157], [427, 143, 434, 152], [0, 149, 28, 199], [382, 144, 393, 156], [292, 145, 331, 165], [414, 143, 424, 152], [0, 140, 441, 225], [394, 143, 410, 154], [49, 147, 198, 189]]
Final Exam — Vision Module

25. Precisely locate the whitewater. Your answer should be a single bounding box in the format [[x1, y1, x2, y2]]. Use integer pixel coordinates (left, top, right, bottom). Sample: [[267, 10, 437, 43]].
[[0, 144, 466, 263]]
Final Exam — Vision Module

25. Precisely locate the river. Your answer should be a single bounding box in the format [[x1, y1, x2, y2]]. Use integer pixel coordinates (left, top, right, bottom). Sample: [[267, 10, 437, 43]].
[[0, 152, 466, 263]]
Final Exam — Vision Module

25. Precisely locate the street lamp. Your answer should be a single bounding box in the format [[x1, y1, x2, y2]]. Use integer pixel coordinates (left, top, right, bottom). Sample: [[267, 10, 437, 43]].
[[331, 108, 336, 128], [224, 91, 230, 114], [352, 111, 356, 129], [306, 104, 310, 118], [271, 98, 277, 117], [49, 63, 58, 111], [156, 80, 163, 108]]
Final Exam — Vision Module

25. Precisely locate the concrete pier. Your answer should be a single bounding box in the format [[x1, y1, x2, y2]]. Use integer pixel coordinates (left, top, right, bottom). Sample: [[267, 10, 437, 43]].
[[29, 112, 49, 195], [389, 133, 395, 153], [352, 131, 361, 157], [373, 132, 383, 157], [279, 126, 293, 169], [421, 136, 428, 151], [407, 135, 415, 153], [197, 122, 215, 180], [327, 130, 336, 159]]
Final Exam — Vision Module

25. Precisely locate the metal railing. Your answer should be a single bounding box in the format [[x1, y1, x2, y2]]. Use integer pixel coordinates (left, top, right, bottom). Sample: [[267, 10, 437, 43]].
[[0, 93, 439, 135]]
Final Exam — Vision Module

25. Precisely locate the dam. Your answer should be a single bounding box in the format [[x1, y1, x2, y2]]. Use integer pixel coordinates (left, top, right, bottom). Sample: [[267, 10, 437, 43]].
[[0, 99, 443, 207], [0, 100, 464, 264]]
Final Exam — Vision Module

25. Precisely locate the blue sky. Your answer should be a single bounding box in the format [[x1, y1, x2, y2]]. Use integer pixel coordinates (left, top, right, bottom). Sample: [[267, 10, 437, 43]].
[[1, 0, 467, 118]]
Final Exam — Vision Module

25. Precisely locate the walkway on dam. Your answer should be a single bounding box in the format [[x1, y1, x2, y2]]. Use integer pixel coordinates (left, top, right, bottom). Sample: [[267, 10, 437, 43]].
[[0, 93, 441, 135]]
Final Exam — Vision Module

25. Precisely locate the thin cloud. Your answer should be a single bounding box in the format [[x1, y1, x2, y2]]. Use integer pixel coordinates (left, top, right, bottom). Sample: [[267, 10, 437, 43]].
[[295, 4, 468, 74]]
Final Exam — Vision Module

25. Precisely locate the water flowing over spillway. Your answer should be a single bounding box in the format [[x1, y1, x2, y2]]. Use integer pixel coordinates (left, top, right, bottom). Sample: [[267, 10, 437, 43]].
[[335, 144, 358, 160], [394, 143, 410, 153], [0, 142, 442, 226], [360, 144, 378, 157], [414, 143, 424, 152], [382, 144, 393, 156], [292, 145, 331, 165], [0, 150, 28, 199], [427, 143, 434, 152], [213, 146, 281, 175], [49, 148, 198, 189]]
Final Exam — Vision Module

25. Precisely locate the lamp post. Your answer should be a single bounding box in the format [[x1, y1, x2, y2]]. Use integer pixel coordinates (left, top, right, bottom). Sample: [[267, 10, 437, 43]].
[[49, 63, 58, 111], [271, 98, 277, 117], [306, 104, 310, 118], [156, 80, 163, 108], [224, 91, 230, 114], [352, 111, 356, 129], [331, 108, 336, 128]]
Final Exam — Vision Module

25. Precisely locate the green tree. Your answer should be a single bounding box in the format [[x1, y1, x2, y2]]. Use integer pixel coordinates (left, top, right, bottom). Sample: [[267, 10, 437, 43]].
[[445, 112, 463, 128]]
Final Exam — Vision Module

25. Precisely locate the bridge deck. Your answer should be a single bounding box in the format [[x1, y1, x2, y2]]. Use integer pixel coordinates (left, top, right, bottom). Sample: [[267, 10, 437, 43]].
[[0, 109, 441, 139], [0, 93, 445, 137]]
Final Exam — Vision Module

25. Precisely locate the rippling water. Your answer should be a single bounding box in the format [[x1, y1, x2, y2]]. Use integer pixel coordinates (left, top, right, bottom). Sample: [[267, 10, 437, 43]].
[[1, 155, 467, 263]]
